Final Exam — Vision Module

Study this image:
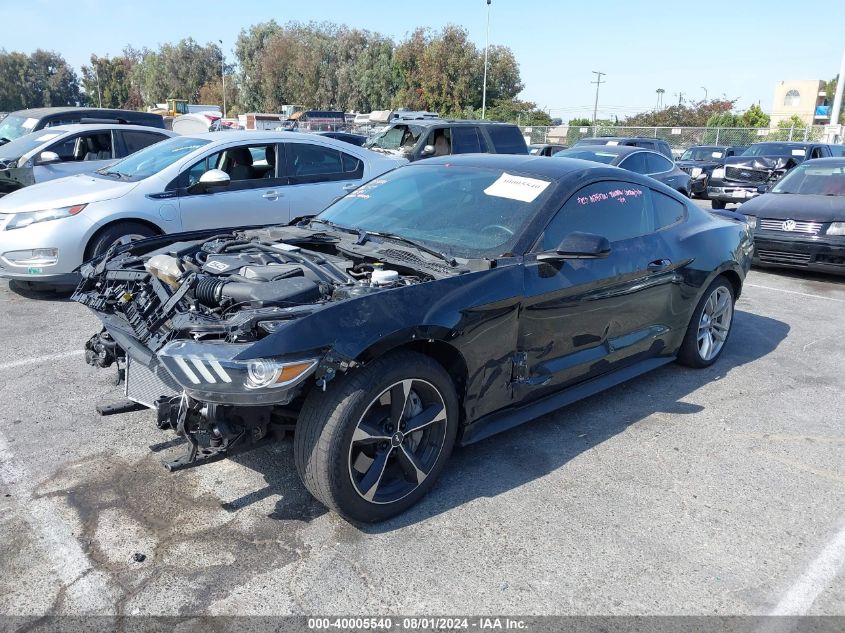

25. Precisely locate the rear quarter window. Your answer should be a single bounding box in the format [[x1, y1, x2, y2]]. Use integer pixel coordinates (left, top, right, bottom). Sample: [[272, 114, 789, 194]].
[[486, 125, 528, 154]]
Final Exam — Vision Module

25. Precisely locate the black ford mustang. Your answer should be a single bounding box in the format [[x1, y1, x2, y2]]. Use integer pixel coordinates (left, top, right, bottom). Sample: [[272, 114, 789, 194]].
[[73, 155, 753, 522]]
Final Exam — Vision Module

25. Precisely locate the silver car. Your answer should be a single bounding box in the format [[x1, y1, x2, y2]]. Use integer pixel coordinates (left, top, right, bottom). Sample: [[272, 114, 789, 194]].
[[0, 131, 408, 286], [0, 124, 175, 196]]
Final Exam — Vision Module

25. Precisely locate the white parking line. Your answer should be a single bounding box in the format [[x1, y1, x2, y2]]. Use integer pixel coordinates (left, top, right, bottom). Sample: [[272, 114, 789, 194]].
[[746, 283, 845, 304], [0, 431, 118, 608], [770, 519, 845, 615], [0, 349, 82, 372]]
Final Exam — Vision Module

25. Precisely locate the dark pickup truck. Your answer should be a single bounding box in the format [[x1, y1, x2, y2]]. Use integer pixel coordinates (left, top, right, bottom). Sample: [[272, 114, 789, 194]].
[[707, 142, 839, 209], [676, 145, 746, 197]]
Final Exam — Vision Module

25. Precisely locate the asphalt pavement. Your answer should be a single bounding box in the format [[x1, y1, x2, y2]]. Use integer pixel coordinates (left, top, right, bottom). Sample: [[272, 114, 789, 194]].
[[0, 206, 843, 616]]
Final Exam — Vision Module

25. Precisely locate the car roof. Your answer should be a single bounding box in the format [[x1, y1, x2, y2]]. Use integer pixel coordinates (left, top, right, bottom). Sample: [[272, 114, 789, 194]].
[[562, 145, 655, 157], [578, 136, 668, 142], [385, 119, 517, 128], [33, 123, 172, 135], [802, 157, 845, 165], [7, 107, 159, 118], [418, 153, 637, 180]]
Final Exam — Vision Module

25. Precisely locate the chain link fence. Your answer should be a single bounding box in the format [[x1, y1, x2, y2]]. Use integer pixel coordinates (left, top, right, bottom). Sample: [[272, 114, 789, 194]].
[[517, 125, 829, 152]]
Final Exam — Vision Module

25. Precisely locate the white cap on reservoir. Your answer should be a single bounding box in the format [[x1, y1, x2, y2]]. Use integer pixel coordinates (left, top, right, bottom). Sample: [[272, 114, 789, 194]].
[[371, 269, 400, 285]]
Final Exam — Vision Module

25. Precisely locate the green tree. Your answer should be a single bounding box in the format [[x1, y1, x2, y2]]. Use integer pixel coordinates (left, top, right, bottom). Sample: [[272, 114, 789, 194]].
[[0, 49, 79, 110], [624, 99, 737, 127], [740, 103, 770, 128], [768, 114, 807, 141], [80, 52, 142, 109], [235, 21, 283, 112]]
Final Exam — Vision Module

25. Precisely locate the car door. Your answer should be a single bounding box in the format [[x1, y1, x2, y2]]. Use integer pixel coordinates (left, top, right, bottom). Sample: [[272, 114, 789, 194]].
[[33, 130, 116, 183], [176, 142, 290, 231], [451, 126, 487, 155], [517, 179, 680, 400], [280, 139, 365, 219]]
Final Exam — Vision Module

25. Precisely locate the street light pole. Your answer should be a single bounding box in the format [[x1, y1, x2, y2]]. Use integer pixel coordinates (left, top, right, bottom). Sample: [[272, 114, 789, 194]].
[[219, 39, 226, 118], [591, 71, 605, 135], [701, 86, 708, 101], [481, 0, 491, 120]]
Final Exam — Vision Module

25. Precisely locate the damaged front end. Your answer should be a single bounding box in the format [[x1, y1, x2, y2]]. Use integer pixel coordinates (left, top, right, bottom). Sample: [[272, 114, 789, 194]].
[[73, 225, 438, 470]]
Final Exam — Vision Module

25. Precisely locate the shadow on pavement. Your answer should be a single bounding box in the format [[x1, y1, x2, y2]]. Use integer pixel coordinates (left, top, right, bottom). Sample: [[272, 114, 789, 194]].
[[7, 279, 75, 301], [225, 309, 789, 530]]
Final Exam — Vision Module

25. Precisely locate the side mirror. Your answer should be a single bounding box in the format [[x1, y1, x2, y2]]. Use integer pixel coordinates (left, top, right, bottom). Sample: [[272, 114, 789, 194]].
[[188, 169, 230, 194], [36, 151, 60, 165], [756, 184, 769, 194], [537, 232, 611, 261], [421, 144, 435, 156]]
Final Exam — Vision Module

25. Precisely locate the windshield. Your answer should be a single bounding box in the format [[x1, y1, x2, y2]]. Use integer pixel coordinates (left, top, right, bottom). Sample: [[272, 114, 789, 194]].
[[742, 143, 807, 158], [681, 147, 724, 161], [771, 163, 845, 195], [552, 149, 618, 164], [364, 124, 424, 151], [98, 136, 210, 181], [317, 165, 556, 258], [0, 114, 39, 143], [0, 130, 64, 161]]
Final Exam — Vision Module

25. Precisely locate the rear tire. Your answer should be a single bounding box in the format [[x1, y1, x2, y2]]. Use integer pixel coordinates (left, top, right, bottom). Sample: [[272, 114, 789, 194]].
[[711, 199, 726, 210], [85, 222, 157, 261], [677, 277, 735, 368], [294, 350, 459, 522]]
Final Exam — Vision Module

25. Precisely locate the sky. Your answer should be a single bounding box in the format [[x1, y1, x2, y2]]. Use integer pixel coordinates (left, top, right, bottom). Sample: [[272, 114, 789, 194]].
[[4, 0, 843, 120]]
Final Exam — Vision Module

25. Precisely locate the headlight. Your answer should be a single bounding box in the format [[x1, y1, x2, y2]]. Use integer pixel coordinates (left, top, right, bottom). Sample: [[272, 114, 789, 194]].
[[690, 167, 703, 178], [4, 204, 87, 230], [158, 340, 319, 404], [712, 168, 725, 179], [827, 222, 845, 236], [744, 215, 757, 230]]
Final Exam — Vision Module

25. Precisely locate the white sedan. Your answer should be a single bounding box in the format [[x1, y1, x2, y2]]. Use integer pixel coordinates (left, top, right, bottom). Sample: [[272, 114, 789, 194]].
[[0, 131, 407, 286]]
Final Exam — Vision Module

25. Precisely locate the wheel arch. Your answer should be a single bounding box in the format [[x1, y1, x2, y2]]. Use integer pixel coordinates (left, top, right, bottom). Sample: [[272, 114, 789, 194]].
[[83, 217, 165, 260]]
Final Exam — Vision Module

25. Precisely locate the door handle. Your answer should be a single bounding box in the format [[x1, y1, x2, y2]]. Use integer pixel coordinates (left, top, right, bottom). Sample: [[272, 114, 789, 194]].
[[647, 258, 672, 271], [262, 191, 282, 199], [342, 183, 357, 192]]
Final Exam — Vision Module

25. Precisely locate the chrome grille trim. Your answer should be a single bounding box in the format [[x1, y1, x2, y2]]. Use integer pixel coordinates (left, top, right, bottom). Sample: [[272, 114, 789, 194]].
[[725, 166, 770, 183], [758, 219, 822, 234]]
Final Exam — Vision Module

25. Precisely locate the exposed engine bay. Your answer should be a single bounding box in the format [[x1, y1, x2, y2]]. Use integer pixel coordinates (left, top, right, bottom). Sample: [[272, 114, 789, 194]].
[[72, 223, 471, 471]]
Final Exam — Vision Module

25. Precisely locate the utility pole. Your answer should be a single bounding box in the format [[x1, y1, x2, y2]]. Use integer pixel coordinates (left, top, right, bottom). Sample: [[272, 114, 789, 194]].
[[591, 70, 605, 135], [676, 91, 684, 106], [656, 88, 665, 110], [95, 63, 102, 108], [219, 40, 226, 118], [481, 0, 492, 120]]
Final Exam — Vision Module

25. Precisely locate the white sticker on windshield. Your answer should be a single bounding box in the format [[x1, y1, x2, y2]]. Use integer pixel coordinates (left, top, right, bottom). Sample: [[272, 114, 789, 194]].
[[606, 140, 619, 146], [712, 151, 723, 158], [36, 133, 60, 142], [22, 117, 38, 130], [484, 172, 551, 203], [792, 149, 806, 156]]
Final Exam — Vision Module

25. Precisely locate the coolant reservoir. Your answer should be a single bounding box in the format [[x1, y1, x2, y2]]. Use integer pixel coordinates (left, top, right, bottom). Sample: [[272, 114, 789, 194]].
[[145, 254, 183, 289], [371, 268, 400, 286]]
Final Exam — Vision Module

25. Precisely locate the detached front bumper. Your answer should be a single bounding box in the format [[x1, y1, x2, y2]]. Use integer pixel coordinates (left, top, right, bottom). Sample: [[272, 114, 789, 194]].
[[753, 233, 845, 274], [707, 185, 760, 204]]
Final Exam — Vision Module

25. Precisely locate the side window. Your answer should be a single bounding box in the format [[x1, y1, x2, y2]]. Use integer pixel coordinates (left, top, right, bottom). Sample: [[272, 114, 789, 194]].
[[810, 146, 824, 159], [452, 126, 485, 154], [619, 152, 649, 174], [179, 143, 277, 191], [542, 180, 654, 249], [651, 189, 686, 229], [119, 131, 168, 156], [645, 153, 673, 174], [45, 131, 113, 162], [486, 125, 527, 154], [423, 128, 452, 157], [286, 142, 360, 183]]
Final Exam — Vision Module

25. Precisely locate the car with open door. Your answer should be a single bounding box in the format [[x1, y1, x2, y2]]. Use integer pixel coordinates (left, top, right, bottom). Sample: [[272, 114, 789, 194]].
[[72, 154, 752, 522], [0, 131, 405, 287]]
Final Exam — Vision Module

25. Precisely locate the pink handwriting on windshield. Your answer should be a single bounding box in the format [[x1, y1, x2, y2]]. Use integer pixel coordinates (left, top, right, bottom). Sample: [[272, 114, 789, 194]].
[[577, 188, 643, 206]]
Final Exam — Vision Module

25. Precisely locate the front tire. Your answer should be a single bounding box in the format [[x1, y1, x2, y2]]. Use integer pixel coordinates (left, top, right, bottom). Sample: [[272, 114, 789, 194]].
[[86, 222, 157, 261], [294, 350, 459, 522], [677, 277, 735, 368]]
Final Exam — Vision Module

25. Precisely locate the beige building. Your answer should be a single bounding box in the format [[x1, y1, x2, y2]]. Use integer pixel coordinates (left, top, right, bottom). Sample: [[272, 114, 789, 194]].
[[770, 80, 830, 127]]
